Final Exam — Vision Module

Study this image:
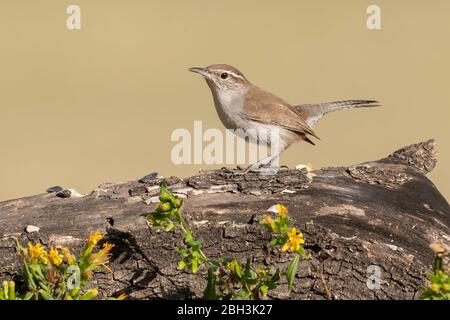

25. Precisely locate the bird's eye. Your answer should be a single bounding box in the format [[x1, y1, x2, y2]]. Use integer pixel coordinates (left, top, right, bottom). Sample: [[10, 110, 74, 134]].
[[220, 73, 228, 79]]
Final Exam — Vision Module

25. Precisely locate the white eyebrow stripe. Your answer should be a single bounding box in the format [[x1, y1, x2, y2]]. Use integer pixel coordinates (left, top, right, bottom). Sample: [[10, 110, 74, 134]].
[[216, 69, 245, 80]]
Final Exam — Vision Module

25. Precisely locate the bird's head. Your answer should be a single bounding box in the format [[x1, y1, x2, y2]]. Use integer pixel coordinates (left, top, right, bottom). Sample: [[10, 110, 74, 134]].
[[189, 64, 250, 96]]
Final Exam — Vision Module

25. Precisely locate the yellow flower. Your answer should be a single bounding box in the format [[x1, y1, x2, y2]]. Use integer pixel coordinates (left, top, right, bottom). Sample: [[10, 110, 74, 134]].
[[275, 204, 288, 218], [48, 247, 64, 266], [431, 283, 441, 292], [89, 242, 115, 270], [64, 295, 73, 300], [61, 247, 74, 264], [282, 228, 305, 253], [27, 242, 48, 264], [442, 283, 450, 291], [263, 214, 274, 226], [102, 242, 114, 254], [116, 293, 126, 300], [87, 231, 103, 247]]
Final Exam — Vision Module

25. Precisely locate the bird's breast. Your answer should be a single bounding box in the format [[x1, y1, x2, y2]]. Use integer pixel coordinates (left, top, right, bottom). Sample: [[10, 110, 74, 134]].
[[211, 89, 249, 130]]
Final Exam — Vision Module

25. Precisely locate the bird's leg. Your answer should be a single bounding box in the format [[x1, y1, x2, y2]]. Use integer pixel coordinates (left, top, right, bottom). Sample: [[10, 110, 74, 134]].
[[242, 149, 282, 174], [237, 131, 289, 175]]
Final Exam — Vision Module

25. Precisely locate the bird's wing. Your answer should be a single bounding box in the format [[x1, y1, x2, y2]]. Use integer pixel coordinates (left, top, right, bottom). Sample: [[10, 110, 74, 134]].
[[242, 86, 319, 139], [294, 100, 379, 128]]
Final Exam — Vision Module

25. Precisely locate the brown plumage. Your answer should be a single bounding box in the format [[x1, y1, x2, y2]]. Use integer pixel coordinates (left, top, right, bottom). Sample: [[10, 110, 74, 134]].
[[242, 85, 320, 140]]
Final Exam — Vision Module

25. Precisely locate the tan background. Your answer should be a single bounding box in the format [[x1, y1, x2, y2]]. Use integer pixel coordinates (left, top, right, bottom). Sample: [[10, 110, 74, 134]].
[[0, 0, 448, 201]]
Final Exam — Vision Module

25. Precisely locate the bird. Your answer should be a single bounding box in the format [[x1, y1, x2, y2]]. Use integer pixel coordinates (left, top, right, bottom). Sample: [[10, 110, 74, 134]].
[[189, 64, 378, 173]]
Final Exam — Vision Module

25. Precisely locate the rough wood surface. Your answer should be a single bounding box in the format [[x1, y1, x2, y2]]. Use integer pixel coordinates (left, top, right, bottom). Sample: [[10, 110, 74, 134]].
[[0, 139, 449, 300]]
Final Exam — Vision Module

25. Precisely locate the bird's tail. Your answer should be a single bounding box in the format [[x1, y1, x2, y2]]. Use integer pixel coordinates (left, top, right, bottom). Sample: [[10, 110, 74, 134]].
[[294, 100, 379, 128]]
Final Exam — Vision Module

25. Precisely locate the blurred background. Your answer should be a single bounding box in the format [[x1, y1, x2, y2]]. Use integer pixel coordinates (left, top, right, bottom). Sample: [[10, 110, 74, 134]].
[[0, 0, 448, 201]]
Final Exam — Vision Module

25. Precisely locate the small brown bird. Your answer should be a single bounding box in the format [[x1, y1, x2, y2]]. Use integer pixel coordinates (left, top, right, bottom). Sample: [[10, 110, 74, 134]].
[[189, 64, 378, 172]]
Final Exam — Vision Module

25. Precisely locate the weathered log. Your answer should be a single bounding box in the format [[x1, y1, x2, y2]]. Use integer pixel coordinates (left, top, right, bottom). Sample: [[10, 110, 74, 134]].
[[0, 139, 448, 300]]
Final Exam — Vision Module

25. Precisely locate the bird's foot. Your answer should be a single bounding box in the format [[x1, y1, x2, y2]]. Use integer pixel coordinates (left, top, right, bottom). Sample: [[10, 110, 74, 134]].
[[235, 163, 280, 175]]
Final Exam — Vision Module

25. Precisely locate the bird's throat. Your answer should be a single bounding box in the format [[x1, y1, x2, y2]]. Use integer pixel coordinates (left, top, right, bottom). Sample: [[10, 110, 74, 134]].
[[210, 87, 248, 130]]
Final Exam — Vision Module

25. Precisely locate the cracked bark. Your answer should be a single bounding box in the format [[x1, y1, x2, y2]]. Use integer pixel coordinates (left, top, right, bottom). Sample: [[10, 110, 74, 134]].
[[0, 139, 448, 300]]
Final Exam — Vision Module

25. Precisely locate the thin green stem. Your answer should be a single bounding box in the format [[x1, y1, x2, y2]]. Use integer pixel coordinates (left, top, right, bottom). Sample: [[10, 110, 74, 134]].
[[173, 213, 210, 264]]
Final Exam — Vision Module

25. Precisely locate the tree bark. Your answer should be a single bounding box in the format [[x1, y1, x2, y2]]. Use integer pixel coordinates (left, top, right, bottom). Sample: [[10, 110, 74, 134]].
[[0, 139, 448, 300]]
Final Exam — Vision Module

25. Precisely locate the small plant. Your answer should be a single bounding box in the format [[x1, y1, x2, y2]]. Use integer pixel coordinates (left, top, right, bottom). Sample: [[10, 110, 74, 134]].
[[259, 204, 307, 290], [422, 243, 450, 300], [146, 182, 307, 300], [0, 232, 125, 300]]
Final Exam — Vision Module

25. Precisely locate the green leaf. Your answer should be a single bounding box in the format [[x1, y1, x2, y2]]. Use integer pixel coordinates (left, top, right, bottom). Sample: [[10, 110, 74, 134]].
[[38, 289, 54, 300], [70, 288, 80, 298], [260, 284, 268, 297], [156, 202, 172, 213], [15, 239, 27, 255], [159, 183, 175, 202], [172, 208, 184, 226], [183, 231, 195, 243], [269, 237, 285, 247], [227, 259, 242, 279], [234, 289, 251, 300], [297, 246, 307, 258], [434, 256, 442, 274], [165, 221, 175, 232], [186, 240, 201, 250], [23, 292, 34, 300], [23, 262, 37, 291], [30, 264, 46, 282], [191, 258, 199, 273], [269, 269, 281, 287], [285, 254, 300, 290], [2, 281, 8, 299], [171, 198, 183, 208], [243, 260, 258, 285], [79, 289, 99, 300], [8, 282, 15, 300], [177, 259, 187, 270], [176, 248, 189, 258], [203, 268, 217, 300]]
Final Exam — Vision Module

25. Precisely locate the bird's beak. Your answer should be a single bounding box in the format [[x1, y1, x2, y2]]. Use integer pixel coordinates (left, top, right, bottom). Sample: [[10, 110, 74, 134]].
[[188, 67, 209, 78]]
